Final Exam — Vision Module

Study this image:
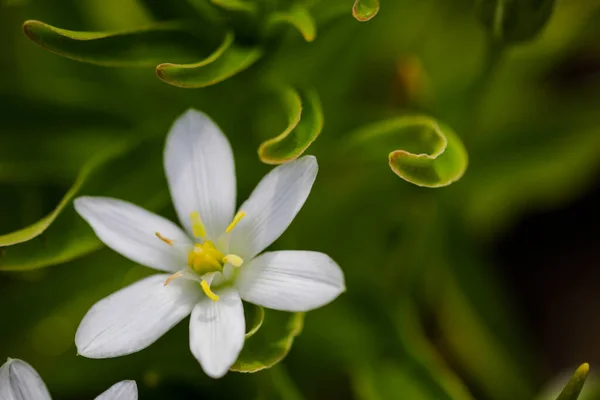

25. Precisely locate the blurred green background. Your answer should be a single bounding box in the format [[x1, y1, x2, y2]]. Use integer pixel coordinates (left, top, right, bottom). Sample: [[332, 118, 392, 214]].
[[1, 0, 600, 398]]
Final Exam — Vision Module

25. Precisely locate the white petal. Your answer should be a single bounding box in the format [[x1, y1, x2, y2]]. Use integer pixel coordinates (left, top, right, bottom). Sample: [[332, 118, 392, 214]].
[[76, 274, 199, 358], [165, 109, 236, 240], [228, 156, 317, 259], [74, 196, 191, 272], [189, 287, 245, 379], [236, 251, 345, 312], [95, 380, 138, 400], [0, 358, 51, 400]]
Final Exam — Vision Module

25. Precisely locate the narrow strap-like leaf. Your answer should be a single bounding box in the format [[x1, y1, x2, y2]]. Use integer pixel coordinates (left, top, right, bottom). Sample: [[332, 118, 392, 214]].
[[352, 0, 380, 22], [556, 364, 590, 400], [0, 142, 128, 246], [0, 137, 168, 271], [258, 87, 323, 165], [156, 31, 263, 88], [348, 116, 468, 188], [211, 0, 257, 14], [22, 20, 212, 67], [267, 5, 317, 42]]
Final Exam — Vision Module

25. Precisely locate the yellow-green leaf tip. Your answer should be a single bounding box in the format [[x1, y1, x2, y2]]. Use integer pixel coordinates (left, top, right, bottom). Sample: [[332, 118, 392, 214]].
[[258, 87, 323, 165], [353, 0, 380, 22], [556, 363, 590, 400]]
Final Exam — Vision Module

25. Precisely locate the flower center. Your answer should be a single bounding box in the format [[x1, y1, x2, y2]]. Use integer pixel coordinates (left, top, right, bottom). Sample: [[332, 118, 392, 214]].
[[155, 210, 247, 302]]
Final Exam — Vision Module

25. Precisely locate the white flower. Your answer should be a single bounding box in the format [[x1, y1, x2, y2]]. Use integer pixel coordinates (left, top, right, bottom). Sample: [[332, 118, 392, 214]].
[[0, 358, 137, 400], [74, 109, 345, 379]]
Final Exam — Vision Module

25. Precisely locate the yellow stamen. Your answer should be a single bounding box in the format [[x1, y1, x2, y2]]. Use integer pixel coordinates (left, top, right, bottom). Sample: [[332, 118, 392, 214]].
[[164, 272, 182, 286], [155, 232, 174, 246], [225, 211, 246, 233], [200, 280, 219, 301], [190, 211, 207, 239], [223, 254, 244, 267]]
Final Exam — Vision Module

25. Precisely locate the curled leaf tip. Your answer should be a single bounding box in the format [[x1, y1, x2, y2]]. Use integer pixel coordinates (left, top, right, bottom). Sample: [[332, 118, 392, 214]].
[[258, 87, 323, 165], [556, 363, 590, 400], [352, 0, 380, 22], [267, 6, 317, 42], [231, 311, 304, 373], [156, 31, 262, 88], [350, 116, 468, 188]]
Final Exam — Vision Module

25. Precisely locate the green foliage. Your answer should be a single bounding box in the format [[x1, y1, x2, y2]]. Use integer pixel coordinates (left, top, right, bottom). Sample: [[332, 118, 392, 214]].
[[476, 0, 557, 44], [353, 0, 380, 22], [231, 310, 304, 373], [156, 32, 263, 88], [0, 138, 168, 271], [2, 0, 599, 398], [211, 0, 258, 14], [22, 20, 214, 67], [556, 364, 590, 400], [267, 5, 317, 42], [244, 303, 265, 339], [258, 87, 323, 164], [348, 116, 468, 187]]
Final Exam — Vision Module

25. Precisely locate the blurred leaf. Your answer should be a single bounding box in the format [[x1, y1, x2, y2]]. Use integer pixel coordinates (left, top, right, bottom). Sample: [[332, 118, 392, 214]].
[[231, 310, 304, 373], [244, 303, 265, 339], [138, 0, 207, 21], [348, 116, 468, 188], [22, 20, 214, 67], [353, 362, 433, 400], [392, 301, 475, 400], [0, 143, 125, 246], [435, 271, 534, 400], [156, 31, 263, 88], [556, 364, 590, 400], [258, 87, 323, 165], [211, 0, 257, 14], [267, 5, 317, 42], [0, 137, 169, 271], [476, 0, 557, 44], [465, 127, 600, 234], [352, 0, 380, 22]]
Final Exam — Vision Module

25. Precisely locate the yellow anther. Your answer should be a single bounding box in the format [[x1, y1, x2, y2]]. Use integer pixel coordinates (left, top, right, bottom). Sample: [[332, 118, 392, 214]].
[[223, 254, 244, 267], [225, 211, 246, 233], [164, 272, 182, 286], [190, 211, 207, 239], [200, 280, 219, 302], [155, 232, 174, 246]]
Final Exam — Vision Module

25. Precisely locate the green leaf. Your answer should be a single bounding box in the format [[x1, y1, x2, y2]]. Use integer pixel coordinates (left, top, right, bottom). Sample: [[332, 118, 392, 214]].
[[353, 362, 434, 400], [392, 301, 475, 400], [0, 144, 124, 246], [244, 303, 265, 339], [156, 31, 262, 88], [211, 0, 257, 14], [137, 0, 207, 20], [231, 310, 304, 373], [258, 87, 323, 165], [352, 0, 380, 22], [556, 364, 590, 400], [22, 20, 213, 67], [476, 0, 557, 44], [267, 5, 317, 42], [0, 137, 169, 271], [348, 116, 468, 188]]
